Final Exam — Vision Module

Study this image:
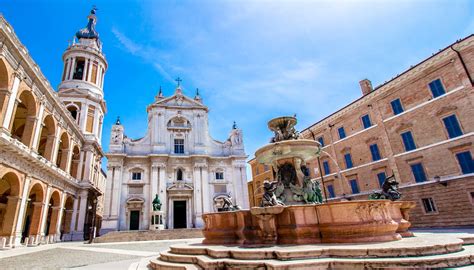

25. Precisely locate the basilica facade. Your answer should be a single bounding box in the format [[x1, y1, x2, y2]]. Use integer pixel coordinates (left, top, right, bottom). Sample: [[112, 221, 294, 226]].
[[102, 86, 248, 232]]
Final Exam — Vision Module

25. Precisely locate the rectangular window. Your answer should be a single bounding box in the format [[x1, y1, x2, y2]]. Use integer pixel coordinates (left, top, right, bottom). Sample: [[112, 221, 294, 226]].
[[456, 151, 474, 174], [411, 163, 427, 183], [421, 198, 437, 213], [338, 127, 346, 139], [442, 115, 463, 139], [91, 61, 98, 83], [318, 136, 325, 147], [344, 153, 353, 169], [390, 99, 404, 115], [429, 79, 446, 98], [350, 179, 360, 194], [132, 172, 141, 180], [377, 172, 386, 187], [216, 172, 224, 180], [327, 184, 335, 198], [370, 144, 381, 161], [361, 114, 372, 129], [85, 106, 95, 133], [401, 131, 416, 151], [323, 160, 330, 175], [174, 139, 184, 154]]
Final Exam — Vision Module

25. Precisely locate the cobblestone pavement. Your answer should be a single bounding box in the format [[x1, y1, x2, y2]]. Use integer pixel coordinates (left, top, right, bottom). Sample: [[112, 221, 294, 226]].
[[0, 238, 194, 270]]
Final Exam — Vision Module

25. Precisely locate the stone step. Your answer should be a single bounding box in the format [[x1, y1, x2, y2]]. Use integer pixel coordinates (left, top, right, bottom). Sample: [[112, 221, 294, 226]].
[[94, 229, 203, 243], [167, 234, 463, 260], [149, 259, 202, 270], [149, 245, 474, 270]]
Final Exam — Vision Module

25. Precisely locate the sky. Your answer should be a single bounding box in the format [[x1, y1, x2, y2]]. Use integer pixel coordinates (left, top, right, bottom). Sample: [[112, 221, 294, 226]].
[[1, 0, 473, 175]]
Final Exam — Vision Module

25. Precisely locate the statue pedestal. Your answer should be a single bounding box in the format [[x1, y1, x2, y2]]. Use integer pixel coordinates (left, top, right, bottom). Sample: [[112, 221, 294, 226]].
[[150, 211, 165, 230]]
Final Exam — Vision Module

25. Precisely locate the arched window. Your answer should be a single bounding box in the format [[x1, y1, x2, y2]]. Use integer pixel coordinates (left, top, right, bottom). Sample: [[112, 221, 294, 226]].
[[73, 58, 85, 80], [177, 169, 183, 181], [67, 105, 78, 120]]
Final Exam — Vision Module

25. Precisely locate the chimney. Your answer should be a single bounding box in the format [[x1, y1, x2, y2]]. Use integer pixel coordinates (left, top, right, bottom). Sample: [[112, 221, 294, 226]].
[[359, 79, 373, 95]]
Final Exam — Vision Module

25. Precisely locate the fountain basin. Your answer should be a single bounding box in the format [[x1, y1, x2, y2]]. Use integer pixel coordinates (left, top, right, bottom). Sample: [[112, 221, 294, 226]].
[[255, 139, 320, 164], [202, 200, 414, 246]]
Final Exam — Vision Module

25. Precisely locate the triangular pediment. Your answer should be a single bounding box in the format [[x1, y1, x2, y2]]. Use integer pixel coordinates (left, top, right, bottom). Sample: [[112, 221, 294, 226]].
[[153, 93, 207, 110], [58, 88, 88, 96]]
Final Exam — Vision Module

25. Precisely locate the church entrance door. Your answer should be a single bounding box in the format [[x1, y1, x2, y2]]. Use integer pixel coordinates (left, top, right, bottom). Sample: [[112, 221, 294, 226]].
[[173, 201, 187, 228], [129, 210, 140, 230]]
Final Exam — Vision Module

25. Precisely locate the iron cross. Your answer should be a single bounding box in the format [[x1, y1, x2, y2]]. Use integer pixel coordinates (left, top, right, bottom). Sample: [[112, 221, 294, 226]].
[[175, 77, 182, 86]]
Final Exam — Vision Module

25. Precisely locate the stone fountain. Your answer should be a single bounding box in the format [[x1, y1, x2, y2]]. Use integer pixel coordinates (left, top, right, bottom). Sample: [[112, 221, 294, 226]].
[[146, 116, 474, 269]]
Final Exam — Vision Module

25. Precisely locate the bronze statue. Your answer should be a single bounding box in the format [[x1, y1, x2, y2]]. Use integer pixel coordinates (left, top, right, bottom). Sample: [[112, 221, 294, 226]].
[[152, 194, 162, 211], [369, 174, 401, 201], [261, 180, 285, 207]]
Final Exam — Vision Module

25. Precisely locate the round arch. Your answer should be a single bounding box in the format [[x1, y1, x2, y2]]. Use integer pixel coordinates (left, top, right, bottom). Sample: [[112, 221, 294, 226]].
[[56, 132, 70, 171], [11, 89, 37, 147], [0, 171, 22, 236], [37, 114, 56, 161]]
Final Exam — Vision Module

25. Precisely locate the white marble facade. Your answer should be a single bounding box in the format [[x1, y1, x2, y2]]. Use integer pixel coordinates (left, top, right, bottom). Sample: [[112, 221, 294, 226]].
[[101, 86, 248, 232]]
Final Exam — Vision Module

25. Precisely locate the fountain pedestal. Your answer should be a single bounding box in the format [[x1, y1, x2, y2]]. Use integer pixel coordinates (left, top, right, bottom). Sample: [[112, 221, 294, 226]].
[[250, 206, 284, 246]]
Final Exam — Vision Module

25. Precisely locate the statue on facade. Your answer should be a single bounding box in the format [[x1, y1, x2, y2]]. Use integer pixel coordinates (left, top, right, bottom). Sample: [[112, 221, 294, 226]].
[[214, 194, 241, 212], [261, 180, 285, 207], [369, 174, 401, 201], [152, 194, 162, 211]]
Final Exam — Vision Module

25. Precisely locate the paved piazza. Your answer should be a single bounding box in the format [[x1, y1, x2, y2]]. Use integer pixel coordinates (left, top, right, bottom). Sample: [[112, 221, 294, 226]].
[[0, 238, 196, 269], [0, 230, 474, 269]]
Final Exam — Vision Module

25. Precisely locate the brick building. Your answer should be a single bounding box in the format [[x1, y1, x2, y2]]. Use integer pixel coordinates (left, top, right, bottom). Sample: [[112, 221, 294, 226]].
[[249, 35, 474, 228]]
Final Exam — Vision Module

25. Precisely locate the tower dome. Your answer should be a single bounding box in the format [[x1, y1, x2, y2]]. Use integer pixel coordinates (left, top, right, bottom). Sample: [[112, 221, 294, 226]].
[[76, 8, 100, 40]]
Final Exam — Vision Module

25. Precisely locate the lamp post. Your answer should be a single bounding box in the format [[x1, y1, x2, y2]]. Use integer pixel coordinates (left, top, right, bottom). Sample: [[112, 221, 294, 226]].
[[88, 198, 97, 244]]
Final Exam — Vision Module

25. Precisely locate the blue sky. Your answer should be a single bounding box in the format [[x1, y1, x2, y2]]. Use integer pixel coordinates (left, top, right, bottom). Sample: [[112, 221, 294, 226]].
[[2, 0, 473, 174]]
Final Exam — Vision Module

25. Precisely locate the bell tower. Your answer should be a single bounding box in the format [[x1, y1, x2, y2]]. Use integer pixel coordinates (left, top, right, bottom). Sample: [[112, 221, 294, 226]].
[[58, 7, 107, 144]]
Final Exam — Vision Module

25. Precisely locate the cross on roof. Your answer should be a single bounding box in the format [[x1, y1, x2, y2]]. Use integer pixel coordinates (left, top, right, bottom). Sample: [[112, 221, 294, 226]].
[[175, 77, 182, 86]]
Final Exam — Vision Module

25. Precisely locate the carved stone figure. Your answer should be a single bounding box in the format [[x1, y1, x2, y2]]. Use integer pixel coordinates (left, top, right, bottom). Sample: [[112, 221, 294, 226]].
[[214, 194, 241, 212], [290, 177, 323, 204], [152, 194, 162, 211], [277, 163, 297, 188], [369, 174, 401, 201], [261, 180, 285, 207]]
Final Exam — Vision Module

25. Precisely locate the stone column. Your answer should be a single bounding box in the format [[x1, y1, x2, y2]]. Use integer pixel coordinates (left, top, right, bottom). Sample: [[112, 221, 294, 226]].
[[67, 197, 79, 240], [76, 151, 85, 180], [79, 103, 88, 132], [54, 192, 67, 241], [158, 165, 167, 226], [87, 60, 93, 82], [48, 206, 61, 237], [193, 166, 203, 227], [73, 190, 89, 240], [65, 147, 74, 174], [1, 196, 21, 247], [1, 75, 20, 130], [68, 58, 76, 80], [93, 109, 100, 138], [39, 185, 52, 236], [31, 102, 45, 151], [43, 134, 57, 162], [51, 127, 63, 165], [12, 176, 31, 246], [83, 152, 93, 182], [201, 166, 210, 213], [83, 59, 89, 81], [28, 202, 44, 243]]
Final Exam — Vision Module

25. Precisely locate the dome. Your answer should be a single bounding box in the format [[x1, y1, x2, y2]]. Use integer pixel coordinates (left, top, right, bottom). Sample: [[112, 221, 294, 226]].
[[75, 8, 99, 40]]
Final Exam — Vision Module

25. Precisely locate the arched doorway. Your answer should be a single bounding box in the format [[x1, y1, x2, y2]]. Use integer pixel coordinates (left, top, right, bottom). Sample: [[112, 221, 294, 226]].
[[22, 183, 44, 243], [10, 90, 37, 147], [0, 172, 21, 238], [56, 132, 70, 171], [45, 190, 61, 238], [0, 60, 10, 124], [69, 146, 80, 178], [60, 195, 74, 240], [37, 115, 56, 161]]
